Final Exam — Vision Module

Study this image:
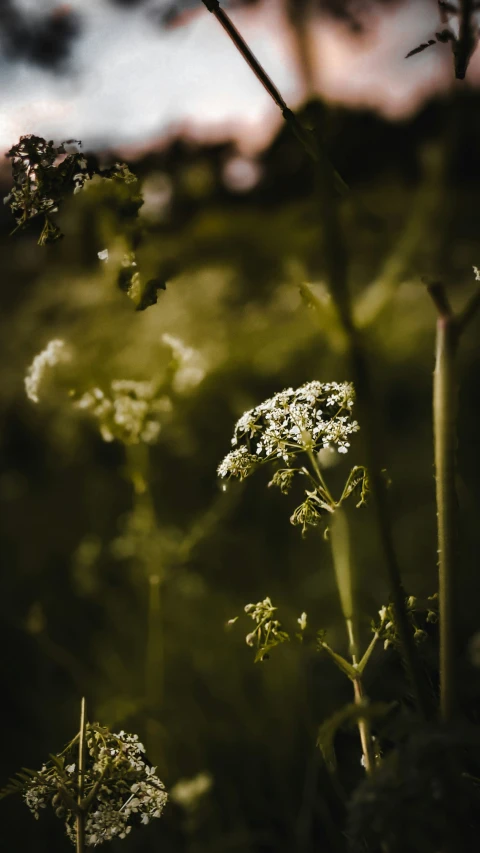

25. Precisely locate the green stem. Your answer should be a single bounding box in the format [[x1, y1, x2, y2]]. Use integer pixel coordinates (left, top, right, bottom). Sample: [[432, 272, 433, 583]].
[[307, 449, 335, 506], [76, 697, 87, 853], [329, 508, 355, 630], [433, 312, 458, 722], [352, 678, 375, 775], [427, 280, 480, 721], [125, 444, 166, 764], [146, 572, 164, 711], [329, 507, 376, 774]]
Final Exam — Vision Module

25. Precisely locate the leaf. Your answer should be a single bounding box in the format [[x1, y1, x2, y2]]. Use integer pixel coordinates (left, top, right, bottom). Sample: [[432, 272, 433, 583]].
[[0, 766, 43, 800], [357, 632, 380, 675], [317, 702, 395, 772], [339, 465, 369, 508], [405, 39, 436, 58], [318, 641, 357, 680], [254, 632, 290, 663], [48, 754, 66, 776], [135, 278, 166, 312], [0, 778, 26, 799]]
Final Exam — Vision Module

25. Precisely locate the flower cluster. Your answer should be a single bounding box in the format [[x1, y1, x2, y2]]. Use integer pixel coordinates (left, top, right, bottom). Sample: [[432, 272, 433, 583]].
[[244, 597, 290, 662], [5, 135, 141, 246], [170, 772, 212, 811], [374, 594, 438, 650], [162, 334, 206, 393], [218, 381, 363, 535], [19, 725, 167, 847], [25, 339, 70, 403], [25, 333, 206, 447], [74, 380, 171, 445], [218, 381, 358, 481], [4, 136, 88, 244]]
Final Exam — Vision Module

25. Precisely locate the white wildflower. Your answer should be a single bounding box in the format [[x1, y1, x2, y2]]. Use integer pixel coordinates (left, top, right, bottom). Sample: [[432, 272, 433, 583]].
[[25, 339, 70, 403], [162, 333, 206, 393], [217, 446, 258, 480], [218, 380, 358, 480], [97, 249, 109, 261], [21, 726, 167, 847], [297, 612, 307, 631], [74, 379, 171, 446], [218, 381, 362, 535], [170, 772, 212, 810], [243, 597, 289, 659]]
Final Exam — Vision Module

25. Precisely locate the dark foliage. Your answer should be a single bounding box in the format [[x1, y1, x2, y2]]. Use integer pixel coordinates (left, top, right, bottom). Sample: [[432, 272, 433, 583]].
[[5, 135, 141, 245], [347, 725, 480, 853]]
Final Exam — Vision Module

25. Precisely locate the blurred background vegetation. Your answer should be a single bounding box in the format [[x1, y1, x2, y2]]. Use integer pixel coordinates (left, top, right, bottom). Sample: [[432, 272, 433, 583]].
[[2, 12, 480, 845]]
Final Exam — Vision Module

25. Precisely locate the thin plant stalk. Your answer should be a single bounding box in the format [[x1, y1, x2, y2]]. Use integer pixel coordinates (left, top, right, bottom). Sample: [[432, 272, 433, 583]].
[[125, 444, 165, 763], [76, 697, 87, 853], [434, 306, 458, 722], [125, 444, 165, 712], [200, 0, 348, 196], [427, 280, 480, 722], [329, 507, 376, 774], [200, 0, 430, 718], [146, 572, 164, 713]]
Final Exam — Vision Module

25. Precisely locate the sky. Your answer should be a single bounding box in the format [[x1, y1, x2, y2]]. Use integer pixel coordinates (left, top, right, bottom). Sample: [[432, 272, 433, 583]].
[[1, 0, 480, 157]]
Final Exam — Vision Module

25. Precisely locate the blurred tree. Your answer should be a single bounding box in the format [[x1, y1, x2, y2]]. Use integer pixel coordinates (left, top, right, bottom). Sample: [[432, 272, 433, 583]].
[[0, 1, 81, 69]]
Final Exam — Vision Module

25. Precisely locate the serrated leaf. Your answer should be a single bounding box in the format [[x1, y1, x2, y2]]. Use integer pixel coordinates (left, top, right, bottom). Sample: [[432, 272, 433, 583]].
[[48, 754, 66, 774]]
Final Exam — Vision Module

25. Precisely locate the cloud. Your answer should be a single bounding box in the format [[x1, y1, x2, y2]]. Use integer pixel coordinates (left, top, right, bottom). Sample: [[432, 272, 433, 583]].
[[1, 0, 478, 157]]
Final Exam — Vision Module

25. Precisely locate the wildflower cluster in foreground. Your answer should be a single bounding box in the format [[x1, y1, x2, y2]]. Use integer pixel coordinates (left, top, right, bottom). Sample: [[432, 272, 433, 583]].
[[218, 381, 358, 481], [3, 725, 167, 847], [218, 381, 365, 533]]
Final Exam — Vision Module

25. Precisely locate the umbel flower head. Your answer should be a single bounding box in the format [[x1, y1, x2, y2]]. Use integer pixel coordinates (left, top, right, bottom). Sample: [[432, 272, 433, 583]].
[[24, 334, 206, 447], [218, 381, 365, 534], [218, 381, 358, 480], [25, 339, 70, 403], [74, 380, 172, 445], [2, 724, 167, 847]]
